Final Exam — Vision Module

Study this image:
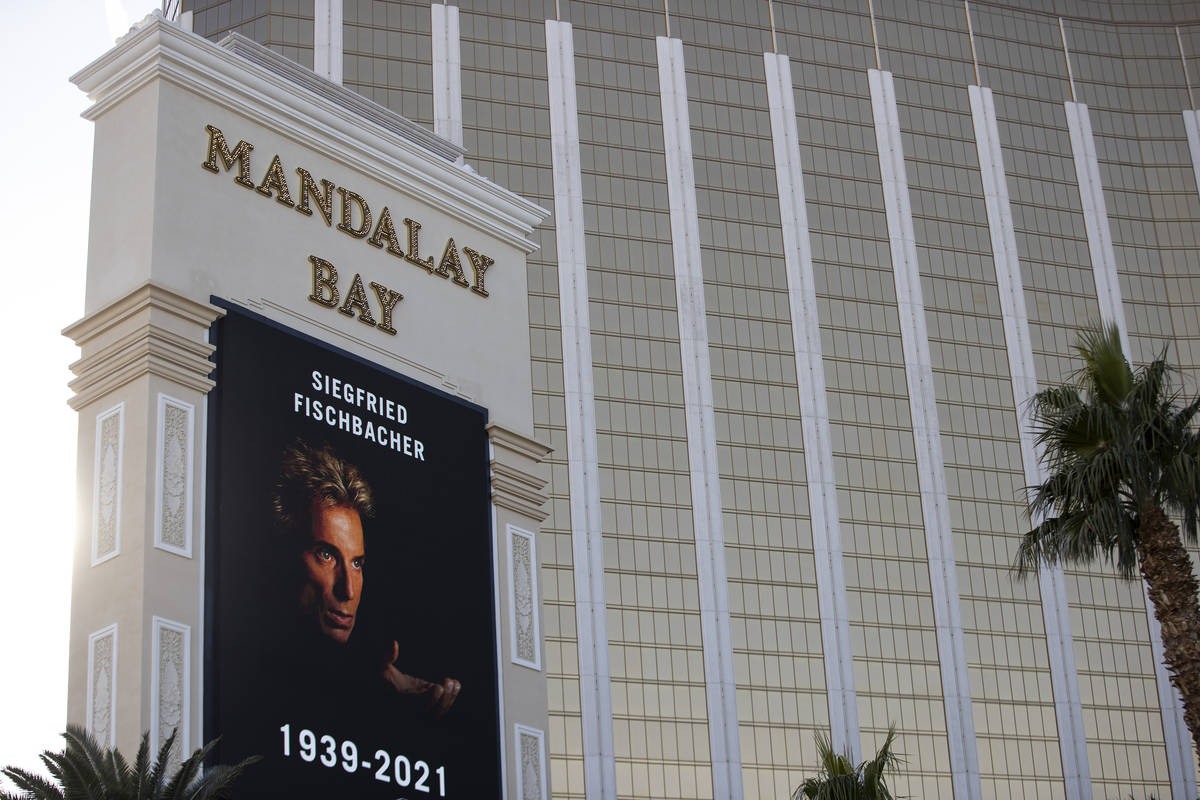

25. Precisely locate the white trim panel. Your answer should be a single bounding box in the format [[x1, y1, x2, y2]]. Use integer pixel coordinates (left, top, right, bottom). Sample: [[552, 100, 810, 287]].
[[970, 84, 1091, 800], [869, 68, 982, 800], [763, 50, 861, 761], [545, 19, 618, 800], [508, 524, 543, 670], [657, 35, 744, 800], [92, 403, 124, 566], [1184, 109, 1200, 203], [195, 387, 211, 754], [87, 623, 118, 749], [488, 504, 510, 795], [514, 724, 548, 800], [1065, 100, 1198, 800], [431, 3, 463, 149], [151, 616, 191, 767], [155, 393, 195, 558], [313, 0, 343, 84]]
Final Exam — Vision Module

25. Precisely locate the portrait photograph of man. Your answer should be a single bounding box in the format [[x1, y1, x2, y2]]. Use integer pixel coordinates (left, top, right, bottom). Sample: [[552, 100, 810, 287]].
[[204, 307, 500, 799]]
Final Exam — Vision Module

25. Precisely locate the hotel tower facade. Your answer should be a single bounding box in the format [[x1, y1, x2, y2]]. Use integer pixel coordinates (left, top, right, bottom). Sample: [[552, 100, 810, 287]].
[[180, 1, 1200, 797]]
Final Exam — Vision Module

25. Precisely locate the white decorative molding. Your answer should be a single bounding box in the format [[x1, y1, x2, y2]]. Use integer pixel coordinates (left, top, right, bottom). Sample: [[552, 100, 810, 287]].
[[970, 84, 1090, 800], [545, 18, 618, 800], [869, 68, 982, 800], [1065, 100, 1197, 800], [313, 0, 343, 84], [508, 524, 542, 670], [657, 35, 744, 800], [92, 403, 124, 566], [431, 3, 463, 149], [1185, 110, 1200, 201], [151, 617, 191, 769], [488, 426, 553, 521], [155, 394, 194, 557], [71, 20, 545, 254], [65, 284, 223, 410], [87, 624, 118, 749], [514, 724, 547, 800], [763, 50, 861, 760]]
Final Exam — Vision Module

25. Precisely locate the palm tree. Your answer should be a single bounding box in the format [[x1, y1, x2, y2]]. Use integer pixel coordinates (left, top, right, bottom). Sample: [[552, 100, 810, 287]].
[[1017, 323, 1200, 753], [1, 725, 258, 800], [793, 726, 900, 800]]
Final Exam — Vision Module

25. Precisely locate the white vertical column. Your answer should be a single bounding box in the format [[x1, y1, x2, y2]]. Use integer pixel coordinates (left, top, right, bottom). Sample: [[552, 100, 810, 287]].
[[545, 20, 617, 800], [656, 35, 743, 800], [432, 3, 464, 148], [313, 0, 343, 84], [763, 51, 861, 761], [1064, 102, 1127, 352], [869, 68, 982, 800], [1184, 110, 1200, 202], [1065, 100, 1198, 800], [970, 84, 1091, 800]]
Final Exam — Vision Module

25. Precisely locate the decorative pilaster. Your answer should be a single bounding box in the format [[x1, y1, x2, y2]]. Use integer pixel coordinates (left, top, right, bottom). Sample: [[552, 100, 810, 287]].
[[65, 282, 223, 755], [487, 423, 553, 800]]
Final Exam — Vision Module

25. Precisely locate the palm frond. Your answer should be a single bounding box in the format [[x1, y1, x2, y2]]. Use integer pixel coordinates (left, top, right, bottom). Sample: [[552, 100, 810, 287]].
[[1, 728, 255, 800], [792, 726, 902, 800], [0, 766, 66, 800], [1072, 323, 1131, 407], [1019, 322, 1200, 579]]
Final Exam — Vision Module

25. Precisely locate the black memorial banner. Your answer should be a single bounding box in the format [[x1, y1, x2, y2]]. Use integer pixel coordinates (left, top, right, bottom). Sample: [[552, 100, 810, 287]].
[[204, 304, 499, 799]]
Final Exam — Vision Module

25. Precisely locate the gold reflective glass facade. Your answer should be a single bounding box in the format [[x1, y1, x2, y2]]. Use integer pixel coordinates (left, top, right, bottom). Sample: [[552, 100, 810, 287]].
[[192, 0, 315, 68], [194, 1, 1200, 797]]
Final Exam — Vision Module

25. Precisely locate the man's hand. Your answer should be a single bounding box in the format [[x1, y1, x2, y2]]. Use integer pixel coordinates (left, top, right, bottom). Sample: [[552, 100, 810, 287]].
[[379, 640, 461, 718]]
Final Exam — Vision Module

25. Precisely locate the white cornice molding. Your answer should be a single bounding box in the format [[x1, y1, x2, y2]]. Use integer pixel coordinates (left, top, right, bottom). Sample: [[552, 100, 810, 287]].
[[70, 16, 547, 254], [64, 282, 224, 409], [487, 424, 552, 522]]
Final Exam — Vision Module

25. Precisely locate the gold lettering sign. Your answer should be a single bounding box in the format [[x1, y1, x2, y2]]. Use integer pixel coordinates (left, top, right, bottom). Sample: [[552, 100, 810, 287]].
[[308, 255, 405, 337], [201, 124, 496, 301]]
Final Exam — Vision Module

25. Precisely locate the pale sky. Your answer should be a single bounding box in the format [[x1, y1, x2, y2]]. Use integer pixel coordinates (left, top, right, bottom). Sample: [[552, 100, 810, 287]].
[[0, 0, 151, 781]]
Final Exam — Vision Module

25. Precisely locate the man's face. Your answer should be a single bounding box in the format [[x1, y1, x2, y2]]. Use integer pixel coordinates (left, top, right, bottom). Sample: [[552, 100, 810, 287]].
[[297, 502, 365, 644]]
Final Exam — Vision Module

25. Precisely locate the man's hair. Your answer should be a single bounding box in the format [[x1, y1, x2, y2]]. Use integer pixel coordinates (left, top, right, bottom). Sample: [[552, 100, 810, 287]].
[[272, 440, 374, 534]]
